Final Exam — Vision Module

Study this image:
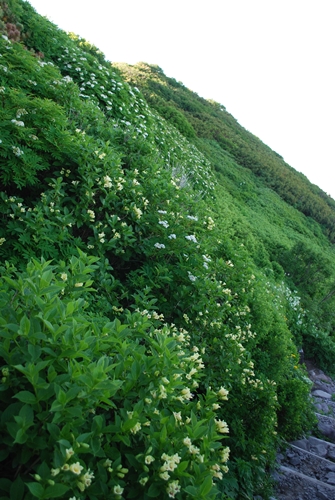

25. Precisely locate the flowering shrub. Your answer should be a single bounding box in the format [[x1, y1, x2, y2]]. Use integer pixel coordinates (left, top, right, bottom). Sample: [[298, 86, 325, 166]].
[[0, 256, 230, 499]]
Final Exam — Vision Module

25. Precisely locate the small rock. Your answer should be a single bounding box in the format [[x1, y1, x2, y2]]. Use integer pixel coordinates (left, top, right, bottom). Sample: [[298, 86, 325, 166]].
[[292, 439, 310, 451], [318, 421, 335, 440], [315, 371, 333, 383], [326, 471, 335, 484], [313, 390, 332, 399], [316, 492, 329, 500], [308, 438, 328, 457], [289, 456, 301, 466]]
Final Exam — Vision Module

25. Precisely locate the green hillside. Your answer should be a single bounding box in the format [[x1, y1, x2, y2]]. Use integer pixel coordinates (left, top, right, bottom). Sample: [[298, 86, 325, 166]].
[[0, 1, 334, 499]]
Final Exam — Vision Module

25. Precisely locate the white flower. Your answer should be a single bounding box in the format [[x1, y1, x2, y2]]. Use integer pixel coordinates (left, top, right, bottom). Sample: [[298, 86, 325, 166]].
[[183, 437, 192, 447], [154, 243, 165, 249], [159, 384, 167, 399], [185, 235, 197, 243], [16, 109, 28, 118], [218, 386, 229, 400], [173, 412, 182, 423], [103, 175, 112, 188], [0, 238, 6, 246], [113, 485, 124, 495], [168, 234, 176, 239], [188, 272, 197, 282], [69, 462, 84, 475], [166, 480, 181, 498], [65, 448, 74, 460], [220, 447, 230, 462], [133, 206, 142, 219], [81, 469, 94, 487], [180, 387, 193, 400], [12, 146, 24, 157], [145, 455, 155, 464], [130, 422, 141, 434], [187, 215, 198, 221], [60, 273, 67, 281], [157, 210, 167, 214], [188, 444, 200, 455], [159, 220, 169, 228], [215, 418, 229, 433], [160, 471, 170, 480]]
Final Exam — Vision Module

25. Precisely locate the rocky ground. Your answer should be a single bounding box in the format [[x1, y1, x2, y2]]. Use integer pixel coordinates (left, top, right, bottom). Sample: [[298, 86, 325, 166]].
[[271, 361, 335, 500]]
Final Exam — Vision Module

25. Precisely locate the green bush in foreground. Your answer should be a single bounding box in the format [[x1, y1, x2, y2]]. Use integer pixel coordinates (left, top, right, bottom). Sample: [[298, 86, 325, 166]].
[[0, 255, 230, 499]]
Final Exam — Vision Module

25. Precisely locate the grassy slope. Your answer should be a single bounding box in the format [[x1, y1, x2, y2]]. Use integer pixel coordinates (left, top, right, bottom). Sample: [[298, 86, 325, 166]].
[[115, 62, 335, 241], [1, 2, 335, 499], [116, 62, 335, 347]]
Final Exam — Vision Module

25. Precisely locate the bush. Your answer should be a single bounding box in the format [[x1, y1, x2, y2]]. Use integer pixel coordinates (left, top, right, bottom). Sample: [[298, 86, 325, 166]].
[[0, 255, 231, 499]]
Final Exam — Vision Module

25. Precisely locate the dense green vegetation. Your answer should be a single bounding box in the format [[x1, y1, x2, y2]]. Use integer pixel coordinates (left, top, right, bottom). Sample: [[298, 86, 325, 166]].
[[115, 61, 335, 371], [1, 1, 335, 499]]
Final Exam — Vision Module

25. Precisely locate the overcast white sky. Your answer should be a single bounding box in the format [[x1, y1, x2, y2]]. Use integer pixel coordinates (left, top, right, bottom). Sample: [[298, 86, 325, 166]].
[[27, 0, 335, 199]]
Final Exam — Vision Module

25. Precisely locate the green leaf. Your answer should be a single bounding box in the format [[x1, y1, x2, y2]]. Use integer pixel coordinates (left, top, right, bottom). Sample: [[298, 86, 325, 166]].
[[90, 436, 101, 455], [160, 424, 167, 443], [39, 318, 55, 334], [14, 428, 28, 445], [19, 315, 30, 336], [176, 461, 189, 473], [28, 344, 42, 363], [35, 360, 50, 372], [13, 391, 37, 405], [66, 302, 75, 316], [125, 453, 139, 468], [0, 478, 11, 493], [56, 388, 66, 405], [147, 483, 162, 497], [37, 462, 50, 479], [19, 404, 34, 424], [131, 360, 142, 380], [199, 475, 214, 496], [183, 485, 198, 497], [10, 476, 24, 500], [4, 323, 19, 334], [44, 484, 69, 498], [26, 482, 44, 499]]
